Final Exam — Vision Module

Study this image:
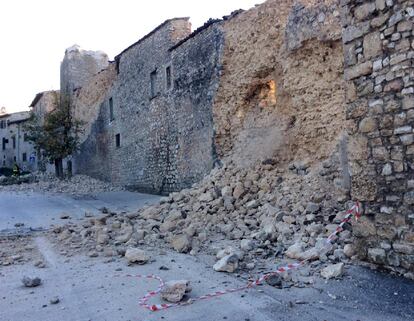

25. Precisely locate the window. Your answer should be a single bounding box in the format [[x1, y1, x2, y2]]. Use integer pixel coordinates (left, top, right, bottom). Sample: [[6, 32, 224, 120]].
[[24, 133, 28, 141], [12, 136, 16, 149], [109, 97, 114, 121], [115, 133, 121, 148], [150, 70, 157, 98], [166, 66, 172, 90], [0, 120, 6, 129], [22, 153, 27, 162], [2, 137, 7, 150]]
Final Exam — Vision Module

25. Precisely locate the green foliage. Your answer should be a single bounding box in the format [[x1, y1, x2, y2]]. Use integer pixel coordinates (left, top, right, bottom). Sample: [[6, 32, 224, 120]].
[[24, 94, 84, 164]]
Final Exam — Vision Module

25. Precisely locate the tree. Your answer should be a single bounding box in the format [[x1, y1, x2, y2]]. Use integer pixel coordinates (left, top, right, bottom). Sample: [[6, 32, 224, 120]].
[[24, 94, 84, 178]]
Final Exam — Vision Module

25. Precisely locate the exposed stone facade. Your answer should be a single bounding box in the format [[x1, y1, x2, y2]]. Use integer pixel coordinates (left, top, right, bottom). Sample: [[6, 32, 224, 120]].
[[341, 0, 414, 275]]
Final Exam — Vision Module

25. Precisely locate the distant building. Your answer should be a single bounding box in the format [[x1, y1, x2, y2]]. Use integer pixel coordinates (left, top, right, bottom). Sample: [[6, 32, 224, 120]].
[[0, 111, 36, 171], [28, 90, 61, 172]]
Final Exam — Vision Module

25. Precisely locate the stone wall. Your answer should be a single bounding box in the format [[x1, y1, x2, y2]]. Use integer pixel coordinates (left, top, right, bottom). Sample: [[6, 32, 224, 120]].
[[341, 0, 414, 276], [60, 45, 109, 99], [213, 0, 346, 169], [73, 18, 224, 194]]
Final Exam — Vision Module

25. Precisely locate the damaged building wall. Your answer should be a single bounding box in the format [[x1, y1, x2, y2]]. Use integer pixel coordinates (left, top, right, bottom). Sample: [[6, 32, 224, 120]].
[[213, 0, 347, 169], [341, 0, 414, 275]]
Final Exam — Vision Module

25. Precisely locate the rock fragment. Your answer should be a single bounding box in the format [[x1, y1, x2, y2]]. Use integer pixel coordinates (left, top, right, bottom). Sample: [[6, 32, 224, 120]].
[[125, 248, 149, 264], [22, 276, 42, 287], [213, 254, 239, 273], [171, 235, 192, 253], [160, 280, 192, 303], [320, 263, 344, 279]]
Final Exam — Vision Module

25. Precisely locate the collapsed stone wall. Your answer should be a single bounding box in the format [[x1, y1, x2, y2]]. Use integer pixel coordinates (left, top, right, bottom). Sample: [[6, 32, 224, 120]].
[[341, 0, 414, 275], [213, 0, 347, 170]]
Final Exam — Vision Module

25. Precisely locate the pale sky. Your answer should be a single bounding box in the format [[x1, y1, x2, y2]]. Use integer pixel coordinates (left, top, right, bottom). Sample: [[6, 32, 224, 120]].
[[0, 0, 263, 113]]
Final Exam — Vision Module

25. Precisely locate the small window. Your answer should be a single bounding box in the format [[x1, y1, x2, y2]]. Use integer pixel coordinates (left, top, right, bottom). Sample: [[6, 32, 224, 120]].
[[109, 97, 114, 121], [24, 133, 28, 141], [0, 120, 6, 129], [22, 153, 27, 162], [12, 136, 16, 149], [150, 70, 157, 98], [166, 66, 172, 90], [115, 133, 121, 148], [2, 138, 7, 150], [13, 156, 16, 162]]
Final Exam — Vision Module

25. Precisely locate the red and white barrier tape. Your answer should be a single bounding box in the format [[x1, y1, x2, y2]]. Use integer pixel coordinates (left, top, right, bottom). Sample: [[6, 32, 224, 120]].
[[119, 201, 361, 312]]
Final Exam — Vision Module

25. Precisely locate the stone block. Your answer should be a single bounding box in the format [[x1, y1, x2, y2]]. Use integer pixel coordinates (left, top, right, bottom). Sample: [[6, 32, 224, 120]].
[[371, 12, 390, 27], [354, 2, 376, 21], [368, 248, 386, 264], [394, 125, 412, 135], [393, 242, 414, 255], [343, 23, 370, 43], [344, 61, 372, 80], [364, 32, 382, 59], [404, 191, 414, 205], [384, 79, 404, 92], [359, 117, 377, 133]]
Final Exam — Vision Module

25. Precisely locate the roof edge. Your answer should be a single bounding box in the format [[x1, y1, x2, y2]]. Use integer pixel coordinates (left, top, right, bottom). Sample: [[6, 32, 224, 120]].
[[115, 17, 190, 61]]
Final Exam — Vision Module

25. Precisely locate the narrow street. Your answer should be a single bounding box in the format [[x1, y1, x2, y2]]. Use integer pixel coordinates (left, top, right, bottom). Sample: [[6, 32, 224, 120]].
[[0, 191, 161, 232], [1, 190, 413, 321]]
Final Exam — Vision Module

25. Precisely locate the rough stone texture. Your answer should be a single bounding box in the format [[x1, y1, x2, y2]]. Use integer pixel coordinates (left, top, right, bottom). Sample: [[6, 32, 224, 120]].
[[160, 280, 192, 303], [320, 263, 344, 279], [60, 45, 109, 98], [340, 0, 414, 275], [73, 18, 223, 194], [213, 0, 347, 168], [124, 248, 149, 264]]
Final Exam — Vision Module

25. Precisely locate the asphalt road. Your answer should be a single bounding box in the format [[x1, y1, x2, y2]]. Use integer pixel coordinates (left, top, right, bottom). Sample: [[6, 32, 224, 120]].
[[1, 237, 413, 321], [0, 191, 161, 232], [0, 190, 413, 321]]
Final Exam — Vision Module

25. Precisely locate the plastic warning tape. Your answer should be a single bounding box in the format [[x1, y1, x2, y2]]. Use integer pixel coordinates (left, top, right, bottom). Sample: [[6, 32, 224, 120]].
[[121, 201, 361, 312]]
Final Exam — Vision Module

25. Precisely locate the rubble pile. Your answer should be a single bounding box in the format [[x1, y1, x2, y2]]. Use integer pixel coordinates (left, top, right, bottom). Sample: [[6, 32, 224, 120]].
[[0, 236, 44, 267], [49, 154, 356, 283], [0, 173, 123, 195]]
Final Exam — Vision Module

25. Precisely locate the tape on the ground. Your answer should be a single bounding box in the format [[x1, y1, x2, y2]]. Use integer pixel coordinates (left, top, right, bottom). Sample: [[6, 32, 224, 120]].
[[119, 201, 361, 312]]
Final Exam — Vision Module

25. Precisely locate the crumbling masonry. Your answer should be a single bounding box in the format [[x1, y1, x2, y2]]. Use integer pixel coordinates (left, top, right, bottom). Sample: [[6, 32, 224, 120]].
[[55, 0, 412, 274]]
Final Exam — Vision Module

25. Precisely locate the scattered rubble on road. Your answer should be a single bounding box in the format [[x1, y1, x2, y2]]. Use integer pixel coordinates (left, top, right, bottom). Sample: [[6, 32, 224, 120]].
[[0, 235, 43, 267], [43, 156, 370, 291], [0, 173, 123, 195]]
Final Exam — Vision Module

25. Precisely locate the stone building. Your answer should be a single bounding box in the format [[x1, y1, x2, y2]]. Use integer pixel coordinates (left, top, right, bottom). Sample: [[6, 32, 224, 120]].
[[0, 111, 36, 171], [28, 90, 62, 172], [340, 0, 414, 275], [72, 17, 225, 194], [62, 0, 413, 273], [60, 45, 109, 98]]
